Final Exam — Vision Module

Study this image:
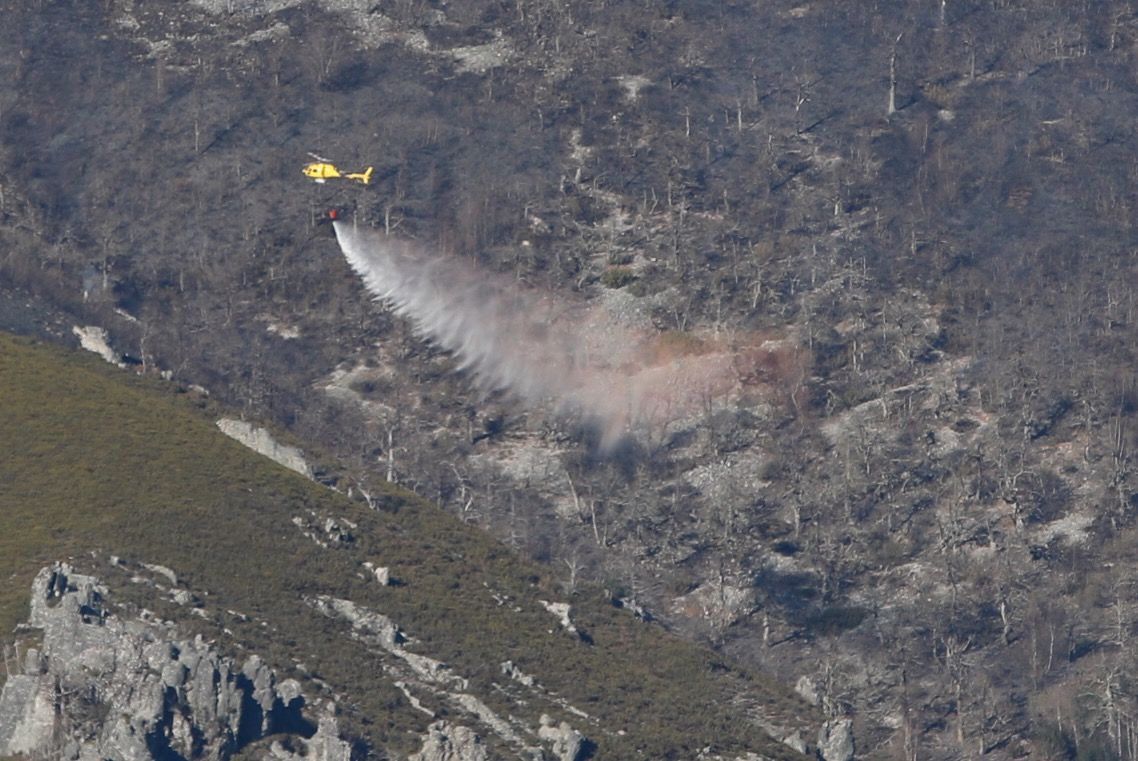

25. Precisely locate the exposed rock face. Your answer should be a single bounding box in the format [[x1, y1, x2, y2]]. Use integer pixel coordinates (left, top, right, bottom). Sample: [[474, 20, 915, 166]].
[[409, 720, 489, 761], [818, 718, 854, 761], [500, 660, 536, 688], [270, 704, 352, 761], [72, 325, 124, 367], [0, 669, 54, 756], [538, 600, 580, 638], [310, 594, 403, 650], [310, 596, 590, 761], [537, 714, 584, 761], [671, 580, 755, 632], [795, 676, 820, 707], [217, 417, 312, 477], [363, 561, 391, 585], [0, 563, 346, 761]]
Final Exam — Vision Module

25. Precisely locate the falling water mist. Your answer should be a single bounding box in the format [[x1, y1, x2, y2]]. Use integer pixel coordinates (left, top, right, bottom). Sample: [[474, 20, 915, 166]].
[[333, 222, 779, 449]]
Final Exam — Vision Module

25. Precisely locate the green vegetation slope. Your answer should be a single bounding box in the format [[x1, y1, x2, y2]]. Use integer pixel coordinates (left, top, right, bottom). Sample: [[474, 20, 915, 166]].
[[0, 332, 813, 759]]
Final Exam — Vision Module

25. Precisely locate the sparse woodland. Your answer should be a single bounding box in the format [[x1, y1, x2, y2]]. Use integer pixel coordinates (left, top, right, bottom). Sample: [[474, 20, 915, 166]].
[[6, 0, 1138, 758]]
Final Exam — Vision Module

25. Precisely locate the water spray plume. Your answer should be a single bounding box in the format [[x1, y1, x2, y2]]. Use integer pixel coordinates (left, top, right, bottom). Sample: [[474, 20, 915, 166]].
[[333, 222, 792, 449]]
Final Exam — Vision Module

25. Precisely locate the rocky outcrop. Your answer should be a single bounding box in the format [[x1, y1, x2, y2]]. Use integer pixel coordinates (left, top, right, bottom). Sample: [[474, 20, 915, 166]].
[[292, 512, 358, 549], [0, 666, 54, 756], [538, 601, 581, 639], [310, 596, 590, 761], [0, 563, 346, 761], [363, 561, 391, 585], [795, 676, 820, 707], [269, 704, 351, 761], [217, 418, 312, 477], [818, 718, 854, 761], [310, 594, 404, 651], [537, 714, 584, 761], [409, 721, 489, 761], [72, 325, 125, 367]]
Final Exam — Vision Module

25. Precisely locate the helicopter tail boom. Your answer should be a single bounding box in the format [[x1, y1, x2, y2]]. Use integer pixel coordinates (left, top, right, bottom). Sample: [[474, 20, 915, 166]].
[[346, 166, 374, 185]]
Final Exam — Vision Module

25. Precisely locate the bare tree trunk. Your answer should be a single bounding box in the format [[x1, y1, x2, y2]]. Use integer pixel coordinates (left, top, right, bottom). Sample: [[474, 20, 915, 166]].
[[889, 33, 903, 116], [386, 426, 396, 483]]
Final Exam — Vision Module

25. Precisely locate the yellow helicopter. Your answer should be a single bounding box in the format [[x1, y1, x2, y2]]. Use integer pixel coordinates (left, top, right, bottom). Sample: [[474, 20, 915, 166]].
[[302, 153, 374, 185]]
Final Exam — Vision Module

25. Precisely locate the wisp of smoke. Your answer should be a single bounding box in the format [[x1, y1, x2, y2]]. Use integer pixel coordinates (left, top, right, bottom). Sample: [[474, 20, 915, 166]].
[[333, 222, 764, 449]]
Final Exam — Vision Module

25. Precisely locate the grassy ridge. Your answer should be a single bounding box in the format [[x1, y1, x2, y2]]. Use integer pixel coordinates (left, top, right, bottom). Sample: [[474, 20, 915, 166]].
[[0, 332, 814, 759]]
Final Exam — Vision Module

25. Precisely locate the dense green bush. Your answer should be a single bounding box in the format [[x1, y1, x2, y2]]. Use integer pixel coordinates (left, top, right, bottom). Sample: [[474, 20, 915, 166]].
[[599, 266, 637, 289]]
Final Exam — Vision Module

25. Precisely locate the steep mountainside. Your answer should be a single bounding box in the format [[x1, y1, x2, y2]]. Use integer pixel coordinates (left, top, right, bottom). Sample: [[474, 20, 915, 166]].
[[0, 334, 815, 760], [5, 1, 1138, 759]]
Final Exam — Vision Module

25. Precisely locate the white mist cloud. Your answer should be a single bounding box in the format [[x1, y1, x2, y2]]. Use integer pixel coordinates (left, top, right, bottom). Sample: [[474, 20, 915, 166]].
[[333, 222, 756, 448]]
